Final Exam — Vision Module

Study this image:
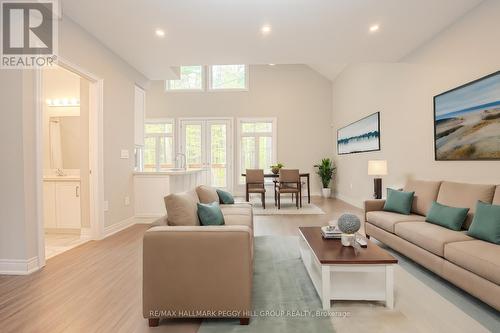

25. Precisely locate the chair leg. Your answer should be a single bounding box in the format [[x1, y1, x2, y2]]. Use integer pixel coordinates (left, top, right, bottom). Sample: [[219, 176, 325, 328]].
[[246, 184, 249, 202], [278, 193, 281, 209], [274, 188, 277, 206], [262, 192, 266, 209], [296, 192, 299, 209], [300, 188, 302, 208]]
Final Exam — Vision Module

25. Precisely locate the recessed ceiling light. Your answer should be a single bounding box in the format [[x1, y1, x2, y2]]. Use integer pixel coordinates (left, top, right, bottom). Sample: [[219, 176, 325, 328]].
[[369, 24, 380, 33], [261, 25, 272, 35], [269, 63, 275, 66], [155, 29, 165, 37]]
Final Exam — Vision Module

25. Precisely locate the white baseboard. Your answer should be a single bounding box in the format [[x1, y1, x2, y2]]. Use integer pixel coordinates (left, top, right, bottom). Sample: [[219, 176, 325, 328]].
[[335, 193, 364, 209], [0, 257, 39, 275], [80, 227, 93, 241], [103, 216, 136, 238]]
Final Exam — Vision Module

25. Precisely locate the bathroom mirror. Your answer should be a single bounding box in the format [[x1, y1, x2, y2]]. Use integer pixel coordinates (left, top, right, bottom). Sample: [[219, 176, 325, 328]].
[[49, 116, 81, 169]]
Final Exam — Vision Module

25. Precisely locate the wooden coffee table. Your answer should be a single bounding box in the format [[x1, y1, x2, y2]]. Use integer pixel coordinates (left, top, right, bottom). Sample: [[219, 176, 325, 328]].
[[299, 227, 398, 309]]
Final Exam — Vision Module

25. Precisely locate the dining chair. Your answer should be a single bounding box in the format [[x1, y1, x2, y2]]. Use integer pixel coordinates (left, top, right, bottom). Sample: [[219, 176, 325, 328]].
[[245, 169, 266, 209], [275, 169, 301, 209]]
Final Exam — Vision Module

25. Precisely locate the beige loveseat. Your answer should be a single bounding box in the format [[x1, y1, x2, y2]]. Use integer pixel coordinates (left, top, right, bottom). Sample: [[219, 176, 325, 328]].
[[365, 180, 500, 310], [143, 186, 254, 327]]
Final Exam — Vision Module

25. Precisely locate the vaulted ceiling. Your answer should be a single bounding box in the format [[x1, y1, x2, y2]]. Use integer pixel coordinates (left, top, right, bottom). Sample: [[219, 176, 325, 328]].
[[61, 0, 483, 80]]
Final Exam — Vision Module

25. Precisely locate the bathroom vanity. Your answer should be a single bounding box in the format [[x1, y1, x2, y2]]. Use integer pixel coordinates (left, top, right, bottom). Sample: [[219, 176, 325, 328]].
[[43, 174, 81, 230]]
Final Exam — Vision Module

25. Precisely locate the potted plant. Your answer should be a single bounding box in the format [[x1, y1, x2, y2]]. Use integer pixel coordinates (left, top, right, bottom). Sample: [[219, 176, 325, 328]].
[[314, 158, 336, 198], [270, 163, 284, 175]]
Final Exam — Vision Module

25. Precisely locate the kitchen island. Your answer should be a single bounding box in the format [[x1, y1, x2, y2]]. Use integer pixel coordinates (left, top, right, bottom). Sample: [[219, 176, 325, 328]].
[[134, 169, 204, 217]]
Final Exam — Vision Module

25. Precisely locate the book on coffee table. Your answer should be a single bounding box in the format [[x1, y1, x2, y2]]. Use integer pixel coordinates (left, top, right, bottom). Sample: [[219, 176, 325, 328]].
[[320, 225, 341, 239]]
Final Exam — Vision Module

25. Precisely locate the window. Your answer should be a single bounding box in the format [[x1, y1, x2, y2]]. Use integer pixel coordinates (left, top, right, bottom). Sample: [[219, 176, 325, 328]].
[[209, 65, 248, 90], [238, 118, 277, 183], [143, 119, 175, 171], [166, 65, 204, 91]]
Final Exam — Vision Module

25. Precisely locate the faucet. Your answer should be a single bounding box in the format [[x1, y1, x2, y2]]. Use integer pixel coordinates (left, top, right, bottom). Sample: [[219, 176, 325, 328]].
[[175, 153, 187, 169], [56, 168, 66, 176]]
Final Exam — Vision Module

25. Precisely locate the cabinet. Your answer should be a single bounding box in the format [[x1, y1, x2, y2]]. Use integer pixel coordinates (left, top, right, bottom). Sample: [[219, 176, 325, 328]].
[[43, 181, 81, 229]]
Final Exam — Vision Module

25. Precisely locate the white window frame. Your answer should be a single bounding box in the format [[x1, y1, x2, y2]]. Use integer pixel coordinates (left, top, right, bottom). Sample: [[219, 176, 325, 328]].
[[236, 117, 277, 185], [208, 64, 249, 92], [144, 118, 176, 171], [165, 65, 205, 92]]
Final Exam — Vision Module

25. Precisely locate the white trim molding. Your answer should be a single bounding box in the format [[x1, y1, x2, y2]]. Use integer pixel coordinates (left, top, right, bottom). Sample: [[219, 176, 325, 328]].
[[0, 257, 39, 275], [103, 217, 136, 238]]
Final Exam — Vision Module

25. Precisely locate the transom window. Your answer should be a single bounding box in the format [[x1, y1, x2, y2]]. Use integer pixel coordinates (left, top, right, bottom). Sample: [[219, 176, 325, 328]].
[[143, 119, 175, 171], [166, 65, 204, 91], [238, 118, 277, 183], [209, 65, 248, 90]]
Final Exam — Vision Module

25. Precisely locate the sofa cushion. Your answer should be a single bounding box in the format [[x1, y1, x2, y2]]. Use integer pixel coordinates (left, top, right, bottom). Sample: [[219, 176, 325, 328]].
[[196, 185, 219, 204], [444, 240, 500, 285], [164, 190, 200, 226], [467, 201, 500, 244], [395, 222, 473, 257], [366, 211, 425, 233], [220, 204, 253, 229], [197, 202, 225, 226], [404, 179, 442, 216], [425, 201, 469, 231], [216, 189, 235, 204], [436, 181, 495, 229], [493, 185, 500, 205], [383, 188, 415, 215]]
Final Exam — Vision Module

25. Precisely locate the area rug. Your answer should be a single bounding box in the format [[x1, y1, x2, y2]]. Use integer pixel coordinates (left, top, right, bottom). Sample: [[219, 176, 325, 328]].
[[249, 199, 325, 216], [198, 236, 335, 333]]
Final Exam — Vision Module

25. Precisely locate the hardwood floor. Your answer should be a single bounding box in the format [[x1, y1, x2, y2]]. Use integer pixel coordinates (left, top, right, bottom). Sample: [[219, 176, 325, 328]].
[[0, 197, 492, 332]]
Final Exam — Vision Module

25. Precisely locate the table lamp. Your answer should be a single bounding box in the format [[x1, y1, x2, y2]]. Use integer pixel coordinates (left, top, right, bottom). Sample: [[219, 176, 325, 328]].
[[368, 160, 387, 199]]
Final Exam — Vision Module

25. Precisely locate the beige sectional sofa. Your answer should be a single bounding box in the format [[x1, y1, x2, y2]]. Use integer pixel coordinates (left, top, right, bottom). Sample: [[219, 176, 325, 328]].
[[143, 186, 254, 327], [364, 180, 500, 310]]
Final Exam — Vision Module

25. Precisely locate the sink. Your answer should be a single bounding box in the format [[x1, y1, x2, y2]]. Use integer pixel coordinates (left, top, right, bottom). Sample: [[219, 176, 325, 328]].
[[165, 168, 186, 171]]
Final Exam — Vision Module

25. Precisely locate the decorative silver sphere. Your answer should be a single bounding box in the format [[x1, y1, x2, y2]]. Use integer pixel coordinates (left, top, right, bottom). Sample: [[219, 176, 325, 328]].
[[338, 214, 361, 234]]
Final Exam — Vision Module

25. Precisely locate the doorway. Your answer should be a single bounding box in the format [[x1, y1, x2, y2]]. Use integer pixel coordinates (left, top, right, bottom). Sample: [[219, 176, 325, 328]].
[[41, 65, 90, 259], [35, 59, 104, 268], [179, 118, 233, 191]]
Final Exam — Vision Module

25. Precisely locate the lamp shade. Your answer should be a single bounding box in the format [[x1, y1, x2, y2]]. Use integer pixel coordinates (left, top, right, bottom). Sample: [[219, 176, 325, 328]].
[[368, 160, 387, 176]]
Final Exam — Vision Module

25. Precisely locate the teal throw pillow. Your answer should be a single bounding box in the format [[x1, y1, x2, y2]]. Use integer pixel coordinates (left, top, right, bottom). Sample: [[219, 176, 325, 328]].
[[383, 188, 414, 215], [197, 202, 225, 226], [467, 201, 500, 244], [216, 189, 235, 204], [426, 201, 469, 231]]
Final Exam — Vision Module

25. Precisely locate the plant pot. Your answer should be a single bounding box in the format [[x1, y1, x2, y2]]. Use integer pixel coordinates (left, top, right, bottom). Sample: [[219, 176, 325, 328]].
[[321, 188, 331, 198], [271, 167, 280, 174]]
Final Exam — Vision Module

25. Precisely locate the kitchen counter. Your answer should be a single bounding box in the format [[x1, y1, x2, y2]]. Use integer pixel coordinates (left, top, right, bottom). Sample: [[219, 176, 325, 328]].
[[43, 175, 81, 182], [133, 168, 203, 176], [134, 169, 204, 217]]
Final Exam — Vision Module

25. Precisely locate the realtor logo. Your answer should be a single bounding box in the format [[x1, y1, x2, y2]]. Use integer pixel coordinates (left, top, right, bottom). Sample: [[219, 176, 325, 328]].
[[1, 0, 58, 68]]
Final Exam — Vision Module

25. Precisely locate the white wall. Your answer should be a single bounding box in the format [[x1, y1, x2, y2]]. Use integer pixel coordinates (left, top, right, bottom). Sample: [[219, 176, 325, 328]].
[[59, 17, 149, 227], [0, 15, 149, 270], [146, 64, 333, 195], [331, 0, 500, 207]]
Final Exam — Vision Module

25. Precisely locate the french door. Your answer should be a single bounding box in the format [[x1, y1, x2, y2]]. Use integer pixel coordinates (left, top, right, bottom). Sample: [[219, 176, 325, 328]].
[[179, 118, 233, 190]]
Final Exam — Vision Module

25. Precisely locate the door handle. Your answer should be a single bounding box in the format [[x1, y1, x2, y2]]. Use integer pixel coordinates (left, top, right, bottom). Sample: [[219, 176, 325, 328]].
[[76, 186, 80, 198]]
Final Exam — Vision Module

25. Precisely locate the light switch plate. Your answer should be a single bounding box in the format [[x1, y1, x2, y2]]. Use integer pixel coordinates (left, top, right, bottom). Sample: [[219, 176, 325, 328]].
[[124, 196, 130, 206], [120, 149, 129, 159]]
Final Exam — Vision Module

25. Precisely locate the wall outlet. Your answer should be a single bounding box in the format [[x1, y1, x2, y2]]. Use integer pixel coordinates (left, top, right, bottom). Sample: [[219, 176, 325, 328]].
[[120, 149, 129, 159], [103, 200, 109, 212], [124, 196, 130, 206]]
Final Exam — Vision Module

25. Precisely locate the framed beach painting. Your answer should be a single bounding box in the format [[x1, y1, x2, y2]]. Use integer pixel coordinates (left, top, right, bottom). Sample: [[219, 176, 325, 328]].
[[337, 112, 380, 155], [434, 71, 500, 160]]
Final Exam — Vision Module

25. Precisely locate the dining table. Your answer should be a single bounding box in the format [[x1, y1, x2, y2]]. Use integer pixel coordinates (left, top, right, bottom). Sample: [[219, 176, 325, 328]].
[[241, 172, 311, 204]]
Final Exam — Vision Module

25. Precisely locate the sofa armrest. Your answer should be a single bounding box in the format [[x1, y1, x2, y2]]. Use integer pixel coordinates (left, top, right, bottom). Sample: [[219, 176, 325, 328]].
[[364, 199, 386, 219], [143, 225, 253, 319]]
